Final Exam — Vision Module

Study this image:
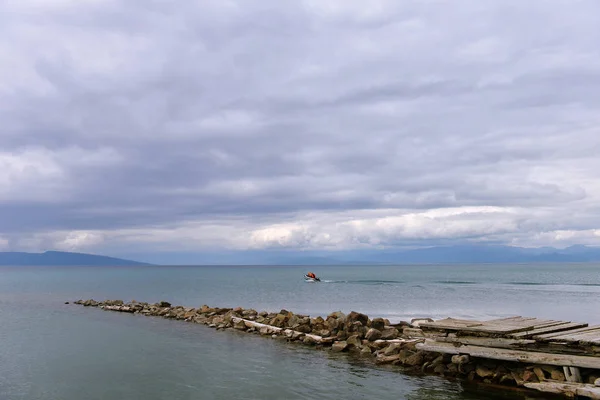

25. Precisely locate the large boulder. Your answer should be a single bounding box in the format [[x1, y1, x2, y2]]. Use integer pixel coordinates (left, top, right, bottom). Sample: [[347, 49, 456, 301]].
[[346, 311, 369, 327], [365, 328, 382, 341], [158, 301, 171, 308], [380, 327, 399, 340], [476, 365, 494, 379], [328, 311, 346, 320], [346, 335, 362, 349], [270, 314, 288, 327], [331, 341, 348, 352], [371, 318, 385, 331], [383, 343, 402, 356], [402, 351, 425, 366], [233, 319, 247, 330]]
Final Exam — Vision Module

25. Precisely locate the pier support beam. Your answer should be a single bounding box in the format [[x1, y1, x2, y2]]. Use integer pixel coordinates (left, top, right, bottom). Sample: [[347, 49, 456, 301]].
[[564, 366, 582, 383]]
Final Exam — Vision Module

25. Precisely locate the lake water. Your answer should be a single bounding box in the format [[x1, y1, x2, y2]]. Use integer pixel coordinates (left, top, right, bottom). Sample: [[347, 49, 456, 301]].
[[2, 263, 599, 400]]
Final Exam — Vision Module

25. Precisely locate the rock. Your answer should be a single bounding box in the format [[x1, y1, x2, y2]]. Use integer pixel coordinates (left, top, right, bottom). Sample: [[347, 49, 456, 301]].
[[157, 301, 171, 308], [434, 364, 446, 375], [64, 301, 69, 304], [595, 377, 600, 387], [303, 336, 318, 345], [328, 311, 346, 320], [346, 311, 369, 327], [380, 328, 399, 340], [271, 314, 288, 328], [446, 363, 459, 374], [259, 326, 271, 336], [233, 319, 247, 330], [371, 318, 385, 331], [296, 324, 312, 333], [522, 370, 538, 383], [346, 335, 362, 349], [451, 355, 469, 365], [476, 365, 494, 379], [403, 351, 425, 366], [511, 371, 524, 386], [383, 343, 402, 356], [410, 318, 433, 327], [375, 354, 401, 364], [533, 367, 546, 382], [403, 328, 425, 337], [291, 331, 305, 341], [587, 375, 600, 384], [365, 328, 382, 341], [316, 329, 331, 337], [550, 369, 566, 381], [335, 330, 348, 340], [360, 347, 373, 357], [331, 341, 348, 352], [287, 314, 301, 328]]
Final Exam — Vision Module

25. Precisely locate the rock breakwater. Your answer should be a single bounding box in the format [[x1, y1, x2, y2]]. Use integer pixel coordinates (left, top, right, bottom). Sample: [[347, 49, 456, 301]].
[[73, 299, 600, 398]]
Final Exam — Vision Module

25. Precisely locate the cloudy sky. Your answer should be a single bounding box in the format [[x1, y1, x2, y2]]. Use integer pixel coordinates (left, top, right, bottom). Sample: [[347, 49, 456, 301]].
[[1, 0, 600, 261]]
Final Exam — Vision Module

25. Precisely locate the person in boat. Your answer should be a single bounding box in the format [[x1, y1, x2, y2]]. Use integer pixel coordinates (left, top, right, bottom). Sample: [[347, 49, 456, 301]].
[[306, 272, 316, 279]]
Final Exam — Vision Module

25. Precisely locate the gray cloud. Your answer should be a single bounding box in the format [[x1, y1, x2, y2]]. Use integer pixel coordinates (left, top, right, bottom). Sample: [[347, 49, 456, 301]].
[[1, 0, 600, 256]]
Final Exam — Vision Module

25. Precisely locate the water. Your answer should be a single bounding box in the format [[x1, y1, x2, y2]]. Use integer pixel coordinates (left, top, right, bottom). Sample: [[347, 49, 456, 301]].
[[2, 263, 598, 400]]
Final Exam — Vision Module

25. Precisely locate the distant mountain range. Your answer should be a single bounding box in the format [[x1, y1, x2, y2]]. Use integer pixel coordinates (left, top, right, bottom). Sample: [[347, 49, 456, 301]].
[[127, 244, 600, 265], [0, 251, 151, 266], [3, 245, 600, 266]]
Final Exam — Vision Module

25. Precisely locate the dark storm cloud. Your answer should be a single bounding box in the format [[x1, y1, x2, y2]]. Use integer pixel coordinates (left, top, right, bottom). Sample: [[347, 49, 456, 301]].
[[1, 0, 600, 252]]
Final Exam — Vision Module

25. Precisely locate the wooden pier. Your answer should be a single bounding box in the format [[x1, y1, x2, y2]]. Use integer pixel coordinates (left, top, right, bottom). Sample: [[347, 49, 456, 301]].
[[74, 299, 600, 399], [416, 316, 600, 398]]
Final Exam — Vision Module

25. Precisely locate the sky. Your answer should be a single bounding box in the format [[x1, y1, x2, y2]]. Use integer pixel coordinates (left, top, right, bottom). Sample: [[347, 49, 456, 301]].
[[1, 0, 600, 262]]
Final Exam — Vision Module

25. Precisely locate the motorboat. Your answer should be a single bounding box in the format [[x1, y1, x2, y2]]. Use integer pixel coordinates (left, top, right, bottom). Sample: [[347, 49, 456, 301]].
[[304, 274, 321, 282]]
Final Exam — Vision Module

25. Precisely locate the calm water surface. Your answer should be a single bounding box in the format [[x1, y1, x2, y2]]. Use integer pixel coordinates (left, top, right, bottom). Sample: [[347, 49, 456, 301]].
[[2, 263, 598, 400]]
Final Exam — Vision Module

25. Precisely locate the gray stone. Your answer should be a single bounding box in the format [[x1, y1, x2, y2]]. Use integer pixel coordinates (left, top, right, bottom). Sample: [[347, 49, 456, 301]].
[[371, 318, 385, 331], [345, 311, 369, 327], [346, 335, 362, 349], [476, 365, 494, 378], [383, 343, 402, 356], [451, 355, 469, 365], [380, 328, 399, 340], [331, 341, 348, 352], [365, 328, 382, 341], [550, 369, 566, 381], [410, 318, 433, 327]]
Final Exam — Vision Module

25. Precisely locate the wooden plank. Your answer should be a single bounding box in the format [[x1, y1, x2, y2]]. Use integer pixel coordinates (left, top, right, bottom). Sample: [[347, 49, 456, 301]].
[[484, 316, 529, 324], [536, 325, 598, 340], [416, 340, 600, 369], [454, 323, 540, 334], [564, 366, 583, 383], [437, 336, 537, 349], [512, 322, 587, 339], [524, 381, 600, 399], [545, 327, 600, 342], [558, 329, 600, 342], [419, 319, 484, 330]]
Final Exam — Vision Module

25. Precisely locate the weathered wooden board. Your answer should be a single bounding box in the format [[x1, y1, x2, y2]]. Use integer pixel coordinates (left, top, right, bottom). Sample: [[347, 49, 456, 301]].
[[416, 340, 600, 369], [537, 325, 600, 340], [419, 318, 484, 330], [556, 329, 600, 342], [524, 381, 600, 399], [511, 322, 587, 339], [437, 336, 537, 349], [421, 317, 572, 336]]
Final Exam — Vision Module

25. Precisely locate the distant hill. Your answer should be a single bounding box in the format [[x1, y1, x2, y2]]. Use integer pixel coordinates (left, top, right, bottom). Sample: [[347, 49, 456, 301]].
[[145, 244, 600, 265], [0, 251, 151, 266]]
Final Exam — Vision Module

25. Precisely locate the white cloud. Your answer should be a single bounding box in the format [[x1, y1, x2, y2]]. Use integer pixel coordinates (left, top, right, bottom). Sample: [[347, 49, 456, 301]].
[[2, 0, 600, 256]]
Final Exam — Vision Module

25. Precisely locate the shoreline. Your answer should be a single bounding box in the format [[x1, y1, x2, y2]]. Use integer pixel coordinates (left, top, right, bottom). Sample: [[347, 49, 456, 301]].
[[72, 299, 600, 399]]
